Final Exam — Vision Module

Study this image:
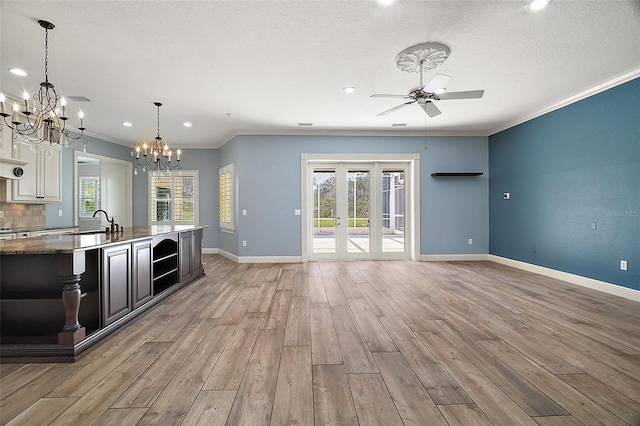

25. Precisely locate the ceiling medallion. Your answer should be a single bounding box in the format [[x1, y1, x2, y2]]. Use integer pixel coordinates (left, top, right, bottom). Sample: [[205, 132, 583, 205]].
[[395, 42, 450, 73]]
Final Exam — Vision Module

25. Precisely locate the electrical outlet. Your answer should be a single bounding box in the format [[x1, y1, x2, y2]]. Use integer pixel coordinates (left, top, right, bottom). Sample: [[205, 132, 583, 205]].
[[468, 239, 473, 245], [242, 240, 247, 247], [294, 209, 301, 216], [58, 209, 63, 217], [242, 209, 247, 216], [620, 260, 628, 271]]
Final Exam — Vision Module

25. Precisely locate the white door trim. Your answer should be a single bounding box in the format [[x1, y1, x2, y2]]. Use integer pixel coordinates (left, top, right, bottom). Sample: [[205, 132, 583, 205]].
[[301, 153, 420, 261], [73, 150, 133, 228]]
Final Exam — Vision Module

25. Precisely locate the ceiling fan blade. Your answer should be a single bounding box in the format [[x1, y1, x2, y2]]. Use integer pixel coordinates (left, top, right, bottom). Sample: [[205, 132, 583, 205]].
[[420, 101, 441, 118], [423, 73, 452, 92], [438, 90, 485, 100], [371, 94, 411, 99], [377, 101, 415, 116]]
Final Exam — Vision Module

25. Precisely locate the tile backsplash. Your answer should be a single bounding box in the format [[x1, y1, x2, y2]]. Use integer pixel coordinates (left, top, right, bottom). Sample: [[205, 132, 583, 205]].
[[0, 202, 46, 229]]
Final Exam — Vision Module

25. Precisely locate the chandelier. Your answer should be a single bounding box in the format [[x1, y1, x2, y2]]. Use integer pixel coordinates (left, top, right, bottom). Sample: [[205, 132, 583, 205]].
[[0, 20, 86, 147], [133, 102, 181, 176]]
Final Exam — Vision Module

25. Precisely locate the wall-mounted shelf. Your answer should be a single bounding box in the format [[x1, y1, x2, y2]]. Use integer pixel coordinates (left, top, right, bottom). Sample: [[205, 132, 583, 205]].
[[431, 172, 483, 177]]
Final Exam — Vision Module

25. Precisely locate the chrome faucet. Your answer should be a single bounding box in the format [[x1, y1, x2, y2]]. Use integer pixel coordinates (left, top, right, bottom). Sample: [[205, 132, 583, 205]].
[[92, 209, 119, 233]]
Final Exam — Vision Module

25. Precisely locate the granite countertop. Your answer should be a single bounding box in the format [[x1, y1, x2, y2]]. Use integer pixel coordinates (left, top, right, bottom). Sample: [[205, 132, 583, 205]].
[[11, 225, 79, 233], [0, 225, 206, 255]]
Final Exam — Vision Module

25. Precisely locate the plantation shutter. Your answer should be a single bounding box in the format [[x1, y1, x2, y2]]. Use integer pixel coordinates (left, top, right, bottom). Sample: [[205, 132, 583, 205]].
[[79, 177, 100, 217], [219, 164, 234, 231]]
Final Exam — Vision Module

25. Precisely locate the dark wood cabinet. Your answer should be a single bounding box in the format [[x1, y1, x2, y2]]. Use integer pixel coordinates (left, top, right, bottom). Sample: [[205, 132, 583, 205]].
[[132, 239, 153, 309], [1, 226, 206, 361], [101, 243, 132, 326], [193, 228, 203, 278], [179, 231, 193, 283], [179, 229, 203, 283]]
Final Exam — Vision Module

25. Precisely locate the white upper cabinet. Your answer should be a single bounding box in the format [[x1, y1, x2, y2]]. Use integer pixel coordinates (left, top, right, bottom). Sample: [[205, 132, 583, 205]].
[[1, 133, 62, 203]]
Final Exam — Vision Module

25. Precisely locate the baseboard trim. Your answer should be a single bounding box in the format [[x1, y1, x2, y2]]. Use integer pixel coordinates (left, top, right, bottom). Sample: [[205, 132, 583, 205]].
[[217, 249, 239, 263], [421, 254, 490, 262], [488, 255, 639, 302], [210, 250, 302, 264], [238, 256, 302, 264]]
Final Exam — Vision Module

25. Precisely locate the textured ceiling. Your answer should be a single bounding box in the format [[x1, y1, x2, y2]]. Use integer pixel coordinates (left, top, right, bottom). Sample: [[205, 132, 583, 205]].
[[1, 1, 639, 149]]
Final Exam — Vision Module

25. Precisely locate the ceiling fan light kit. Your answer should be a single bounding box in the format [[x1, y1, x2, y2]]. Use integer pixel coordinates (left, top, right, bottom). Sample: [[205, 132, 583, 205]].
[[372, 42, 484, 118]]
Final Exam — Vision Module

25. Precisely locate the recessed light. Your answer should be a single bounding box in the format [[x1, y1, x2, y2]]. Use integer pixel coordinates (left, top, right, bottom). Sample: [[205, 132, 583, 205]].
[[375, 0, 395, 6], [9, 68, 28, 77], [527, 0, 551, 11], [343, 87, 356, 94], [122, 122, 133, 127], [298, 122, 313, 127], [183, 122, 192, 127]]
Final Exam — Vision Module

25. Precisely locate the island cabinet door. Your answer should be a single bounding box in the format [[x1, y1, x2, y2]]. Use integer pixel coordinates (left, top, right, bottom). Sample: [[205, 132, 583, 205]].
[[132, 239, 153, 309], [178, 231, 193, 283], [193, 228, 203, 277], [102, 243, 132, 326]]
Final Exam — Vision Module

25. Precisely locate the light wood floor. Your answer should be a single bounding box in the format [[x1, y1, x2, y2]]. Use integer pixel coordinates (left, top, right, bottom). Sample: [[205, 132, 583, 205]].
[[1, 255, 639, 425]]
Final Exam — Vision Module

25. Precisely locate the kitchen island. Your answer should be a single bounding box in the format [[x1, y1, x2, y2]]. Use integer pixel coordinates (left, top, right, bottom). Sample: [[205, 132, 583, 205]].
[[0, 225, 205, 362]]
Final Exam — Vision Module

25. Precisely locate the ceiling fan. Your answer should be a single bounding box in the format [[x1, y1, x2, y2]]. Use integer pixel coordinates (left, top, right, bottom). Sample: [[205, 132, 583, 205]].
[[371, 43, 485, 118]]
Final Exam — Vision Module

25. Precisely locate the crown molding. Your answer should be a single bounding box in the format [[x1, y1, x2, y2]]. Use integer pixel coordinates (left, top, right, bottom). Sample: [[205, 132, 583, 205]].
[[489, 68, 640, 136], [213, 128, 487, 148]]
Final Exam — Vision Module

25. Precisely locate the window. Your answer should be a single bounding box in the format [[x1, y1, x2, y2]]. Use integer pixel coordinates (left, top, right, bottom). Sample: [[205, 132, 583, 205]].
[[219, 163, 234, 232], [149, 171, 198, 225], [79, 177, 100, 217]]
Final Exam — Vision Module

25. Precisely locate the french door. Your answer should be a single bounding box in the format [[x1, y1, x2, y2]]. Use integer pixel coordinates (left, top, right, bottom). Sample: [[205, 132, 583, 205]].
[[303, 156, 418, 261]]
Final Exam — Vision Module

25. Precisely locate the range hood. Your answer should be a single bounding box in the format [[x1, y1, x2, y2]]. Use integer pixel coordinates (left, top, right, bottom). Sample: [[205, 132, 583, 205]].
[[0, 157, 28, 180]]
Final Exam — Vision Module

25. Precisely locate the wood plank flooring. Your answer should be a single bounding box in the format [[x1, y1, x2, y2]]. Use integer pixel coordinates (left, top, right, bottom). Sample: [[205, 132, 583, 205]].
[[1, 255, 639, 425]]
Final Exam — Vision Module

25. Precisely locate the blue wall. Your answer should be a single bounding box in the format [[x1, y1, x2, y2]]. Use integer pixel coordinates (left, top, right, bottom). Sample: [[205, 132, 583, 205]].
[[220, 134, 488, 258], [489, 78, 640, 291]]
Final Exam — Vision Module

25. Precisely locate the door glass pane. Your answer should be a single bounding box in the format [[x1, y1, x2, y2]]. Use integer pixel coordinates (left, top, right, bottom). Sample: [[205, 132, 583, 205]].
[[347, 169, 370, 253], [382, 170, 405, 252], [313, 170, 336, 253]]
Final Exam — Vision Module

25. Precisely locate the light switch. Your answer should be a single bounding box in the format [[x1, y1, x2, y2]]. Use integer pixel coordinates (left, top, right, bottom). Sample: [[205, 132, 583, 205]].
[[242, 209, 247, 216], [294, 209, 301, 216], [503, 192, 510, 200]]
